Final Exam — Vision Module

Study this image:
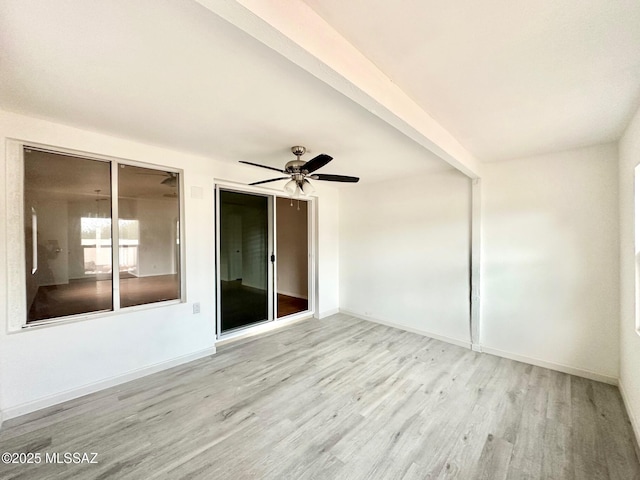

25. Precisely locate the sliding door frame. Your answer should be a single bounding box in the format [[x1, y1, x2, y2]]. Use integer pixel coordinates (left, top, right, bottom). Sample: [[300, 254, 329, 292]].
[[214, 181, 316, 340]]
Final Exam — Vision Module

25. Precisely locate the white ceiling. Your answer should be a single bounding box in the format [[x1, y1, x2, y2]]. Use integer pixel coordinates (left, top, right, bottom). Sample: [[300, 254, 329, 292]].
[[304, 0, 640, 161], [0, 0, 451, 186], [2, 1, 638, 177]]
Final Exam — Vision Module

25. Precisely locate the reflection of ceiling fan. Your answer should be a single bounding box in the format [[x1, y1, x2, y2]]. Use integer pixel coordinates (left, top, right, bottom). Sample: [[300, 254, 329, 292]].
[[240, 146, 359, 196], [160, 173, 178, 187], [135, 171, 177, 187]]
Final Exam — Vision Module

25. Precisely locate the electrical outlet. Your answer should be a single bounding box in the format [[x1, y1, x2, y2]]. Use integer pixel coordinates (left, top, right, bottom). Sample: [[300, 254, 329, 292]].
[[193, 302, 200, 314]]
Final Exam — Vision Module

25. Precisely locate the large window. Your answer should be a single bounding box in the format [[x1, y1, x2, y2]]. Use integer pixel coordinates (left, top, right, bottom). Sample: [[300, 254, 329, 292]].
[[23, 146, 182, 324]]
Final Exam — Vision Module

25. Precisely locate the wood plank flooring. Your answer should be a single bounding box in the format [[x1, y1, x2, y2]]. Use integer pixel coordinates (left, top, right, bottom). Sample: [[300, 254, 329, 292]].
[[28, 274, 179, 322], [1, 314, 638, 479], [277, 293, 308, 318]]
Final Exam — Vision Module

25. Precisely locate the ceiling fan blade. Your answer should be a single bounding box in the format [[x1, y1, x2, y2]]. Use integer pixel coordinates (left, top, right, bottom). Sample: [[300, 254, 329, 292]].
[[161, 176, 177, 187], [249, 177, 290, 185], [239, 160, 285, 173], [301, 154, 333, 173], [311, 173, 359, 183]]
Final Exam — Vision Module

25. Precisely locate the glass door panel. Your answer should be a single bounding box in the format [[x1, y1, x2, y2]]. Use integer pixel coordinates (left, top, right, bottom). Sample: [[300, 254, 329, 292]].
[[219, 190, 270, 332]]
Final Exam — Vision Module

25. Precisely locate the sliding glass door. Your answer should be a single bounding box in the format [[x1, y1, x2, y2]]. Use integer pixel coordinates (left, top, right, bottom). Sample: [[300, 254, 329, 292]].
[[218, 189, 272, 333], [216, 187, 313, 337]]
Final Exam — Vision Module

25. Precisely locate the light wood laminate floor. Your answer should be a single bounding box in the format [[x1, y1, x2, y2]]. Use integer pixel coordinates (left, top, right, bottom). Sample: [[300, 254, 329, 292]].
[[1, 314, 639, 479]]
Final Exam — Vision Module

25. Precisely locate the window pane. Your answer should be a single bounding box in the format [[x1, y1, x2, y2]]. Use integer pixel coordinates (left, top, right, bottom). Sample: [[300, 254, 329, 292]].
[[118, 164, 180, 307], [24, 148, 112, 322]]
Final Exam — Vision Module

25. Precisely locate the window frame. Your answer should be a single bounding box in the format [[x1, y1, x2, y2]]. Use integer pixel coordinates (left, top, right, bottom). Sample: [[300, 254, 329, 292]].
[[6, 139, 186, 332]]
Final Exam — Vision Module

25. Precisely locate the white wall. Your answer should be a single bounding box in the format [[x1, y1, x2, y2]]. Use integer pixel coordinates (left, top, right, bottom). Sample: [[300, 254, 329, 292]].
[[137, 198, 179, 277], [339, 169, 472, 346], [316, 187, 340, 318], [481, 144, 620, 383], [35, 200, 69, 285], [619, 104, 640, 444], [0, 110, 340, 418]]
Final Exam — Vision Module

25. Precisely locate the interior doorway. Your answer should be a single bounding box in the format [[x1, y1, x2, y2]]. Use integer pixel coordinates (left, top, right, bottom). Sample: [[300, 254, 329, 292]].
[[216, 187, 313, 337], [276, 197, 309, 318]]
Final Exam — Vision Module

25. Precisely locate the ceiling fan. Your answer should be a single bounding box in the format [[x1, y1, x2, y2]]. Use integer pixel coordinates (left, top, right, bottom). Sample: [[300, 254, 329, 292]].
[[134, 170, 178, 187], [160, 172, 178, 187], [240, 146, 359, 196]]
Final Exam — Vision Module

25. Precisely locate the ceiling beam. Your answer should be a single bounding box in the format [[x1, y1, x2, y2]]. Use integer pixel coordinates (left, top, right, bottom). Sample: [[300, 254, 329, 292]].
[[194, 0, 482, 178]]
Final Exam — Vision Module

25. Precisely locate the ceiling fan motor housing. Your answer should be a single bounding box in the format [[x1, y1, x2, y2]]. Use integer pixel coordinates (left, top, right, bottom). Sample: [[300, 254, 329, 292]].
[[285, 161, 306, 173], [286, 146, 309, 174]]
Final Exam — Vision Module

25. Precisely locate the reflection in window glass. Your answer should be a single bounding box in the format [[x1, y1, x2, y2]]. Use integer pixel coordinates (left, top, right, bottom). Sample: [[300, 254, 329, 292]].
[[81, 217, 112, 274], [118, 164, 180, 307], [119, 219, 140, 275], [23, 146, 183, 325], [24, 149, 112, 322]]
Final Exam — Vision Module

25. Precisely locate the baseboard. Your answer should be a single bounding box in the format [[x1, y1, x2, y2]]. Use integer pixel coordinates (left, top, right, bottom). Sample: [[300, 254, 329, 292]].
[[2, 346, 217, 421], [317, 308, 340, 319], [340, 309, 472, 349], [277, 289, 308, 300], [338, 310, 618, 385], [618, 380, 640, 459], [479, 345, 618, 385]]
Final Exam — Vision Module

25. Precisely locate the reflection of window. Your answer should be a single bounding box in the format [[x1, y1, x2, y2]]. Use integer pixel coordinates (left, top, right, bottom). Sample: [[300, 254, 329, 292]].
[[22, 146, 183, 325], [81, 217, 112, 274], [119, 219, 139, 275]]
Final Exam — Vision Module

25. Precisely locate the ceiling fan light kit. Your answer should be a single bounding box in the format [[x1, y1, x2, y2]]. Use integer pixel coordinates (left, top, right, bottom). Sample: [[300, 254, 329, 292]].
[[284, 179, 298, 196], [240, 145, 359, 197], [301, 179, 315, 196]]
